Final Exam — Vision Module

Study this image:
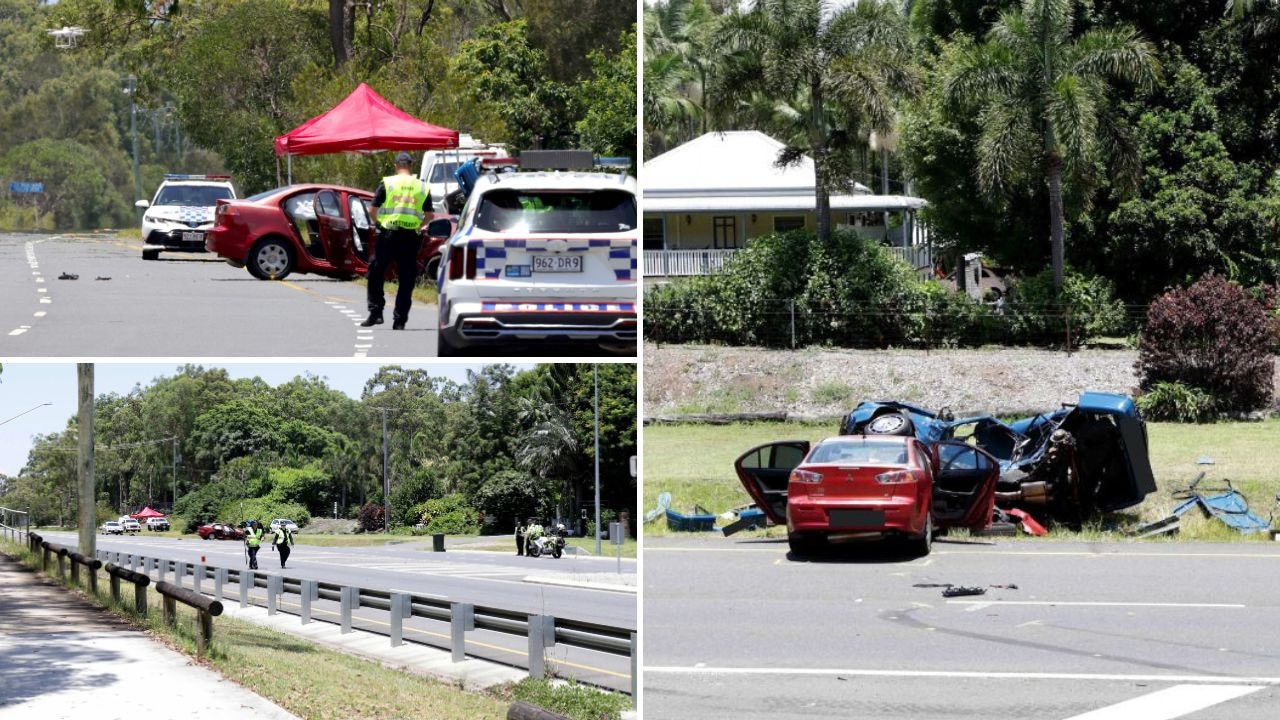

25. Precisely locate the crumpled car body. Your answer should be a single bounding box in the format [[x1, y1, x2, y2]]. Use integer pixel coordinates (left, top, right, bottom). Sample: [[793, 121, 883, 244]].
[[838, 392, 1157, 523]]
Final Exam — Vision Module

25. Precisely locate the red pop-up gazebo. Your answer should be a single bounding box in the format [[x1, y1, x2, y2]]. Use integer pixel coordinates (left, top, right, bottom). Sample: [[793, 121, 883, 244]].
[[274, 83, 459, 182], [130, 506, 166, 519]]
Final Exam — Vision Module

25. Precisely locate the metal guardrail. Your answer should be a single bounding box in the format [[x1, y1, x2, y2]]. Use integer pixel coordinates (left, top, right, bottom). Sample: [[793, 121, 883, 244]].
[[89, 547, 637, 696], [0, 506, 30, 544]]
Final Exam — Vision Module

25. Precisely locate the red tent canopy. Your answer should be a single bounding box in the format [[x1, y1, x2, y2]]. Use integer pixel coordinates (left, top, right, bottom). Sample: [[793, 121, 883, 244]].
[[131, 506, 166, 519], [274, 83, 458, 157]]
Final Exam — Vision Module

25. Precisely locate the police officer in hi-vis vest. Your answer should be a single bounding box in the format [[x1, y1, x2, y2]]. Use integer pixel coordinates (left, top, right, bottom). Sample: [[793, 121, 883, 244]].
[[244, 520, 263, 570], [363, 151, 431, 330]]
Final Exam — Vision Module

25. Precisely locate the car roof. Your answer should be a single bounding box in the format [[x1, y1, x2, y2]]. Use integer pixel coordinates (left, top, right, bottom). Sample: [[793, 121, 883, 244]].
[[159, 179, 234, 187], [824, 434, 913, 444], [473, 171, 636, 195]]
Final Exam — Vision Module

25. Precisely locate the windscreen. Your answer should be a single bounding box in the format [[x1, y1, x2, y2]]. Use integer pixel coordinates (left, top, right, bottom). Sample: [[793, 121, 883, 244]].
[[155, 185, 234, 206], [473, 189, 636, 234], [809, 439, 909, 466], [428, 161, 464, 182]]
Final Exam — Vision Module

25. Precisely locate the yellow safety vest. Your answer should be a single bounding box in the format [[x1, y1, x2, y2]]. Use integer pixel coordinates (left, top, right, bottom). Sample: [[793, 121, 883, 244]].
[[276, 528, 293, 547], [245, 528, 262, 547], [378, 174, 429, 230]]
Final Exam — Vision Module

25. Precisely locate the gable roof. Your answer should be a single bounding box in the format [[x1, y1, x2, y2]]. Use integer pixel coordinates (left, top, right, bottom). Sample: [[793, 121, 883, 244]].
[[642, 131, 872, 197]]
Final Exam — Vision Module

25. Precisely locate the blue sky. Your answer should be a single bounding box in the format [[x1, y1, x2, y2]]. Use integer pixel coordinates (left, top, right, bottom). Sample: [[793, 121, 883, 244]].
[[0, 362, 535, 476]]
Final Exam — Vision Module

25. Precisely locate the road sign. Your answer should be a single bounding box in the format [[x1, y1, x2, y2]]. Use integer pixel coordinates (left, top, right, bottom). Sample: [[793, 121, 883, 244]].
[[9, 182, 44, 193]]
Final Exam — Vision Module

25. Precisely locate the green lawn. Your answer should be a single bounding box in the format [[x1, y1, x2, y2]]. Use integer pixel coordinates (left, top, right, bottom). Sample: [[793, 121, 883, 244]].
[[642, 419, 1280, 541]]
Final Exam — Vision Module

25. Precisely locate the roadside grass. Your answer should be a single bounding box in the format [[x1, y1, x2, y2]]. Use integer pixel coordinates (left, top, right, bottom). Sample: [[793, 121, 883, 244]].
[[642, 419, 1280, 542], [455, 537, 638, 559], [354, 276, 438, 307], [0, 539, 629, 720]]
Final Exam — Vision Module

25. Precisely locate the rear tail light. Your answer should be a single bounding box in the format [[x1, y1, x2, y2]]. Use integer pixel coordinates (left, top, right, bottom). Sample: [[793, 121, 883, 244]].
[[875, 471, 914, 484], [448, 246, 464, 280], [465, 245, 477, 279], [790, 469, 824, 484]]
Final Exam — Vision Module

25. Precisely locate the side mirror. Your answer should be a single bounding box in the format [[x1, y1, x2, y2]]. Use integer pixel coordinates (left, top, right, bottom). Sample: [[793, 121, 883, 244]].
[[135, 199, 150, 209], [425, 218, 452, 238]]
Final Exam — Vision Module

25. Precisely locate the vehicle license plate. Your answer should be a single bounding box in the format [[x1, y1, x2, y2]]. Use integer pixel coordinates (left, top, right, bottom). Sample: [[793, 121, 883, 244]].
[[532, 255, 582, 273], [182, 231, 203, 243], [827, 509, 886, 527]]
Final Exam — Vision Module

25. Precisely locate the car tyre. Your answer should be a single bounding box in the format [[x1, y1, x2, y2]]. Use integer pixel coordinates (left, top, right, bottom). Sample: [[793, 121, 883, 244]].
[[909, 512, 933, 557], [421, 256, 441, 285], [247, 237, 295, 280], [787, 532, 824, 557], [866, 409, 915, 437], [437, 331, 459, 357], [142, 249, 159, 261]]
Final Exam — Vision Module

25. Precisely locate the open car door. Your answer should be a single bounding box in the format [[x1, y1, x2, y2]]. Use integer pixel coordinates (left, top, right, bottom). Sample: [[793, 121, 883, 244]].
[[931, 441, 1000, 529], [733, 441, 810, 525], [314, 189, 354, 272]]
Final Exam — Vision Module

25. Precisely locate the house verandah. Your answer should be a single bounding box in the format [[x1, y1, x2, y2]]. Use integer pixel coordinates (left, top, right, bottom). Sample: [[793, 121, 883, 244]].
[[642, 131, 931, 281]]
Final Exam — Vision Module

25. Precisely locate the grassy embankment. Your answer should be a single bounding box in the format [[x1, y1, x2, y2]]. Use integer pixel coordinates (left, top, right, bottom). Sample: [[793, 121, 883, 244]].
[[0, 539, 629, 720], [642, 418, 1280, 542]]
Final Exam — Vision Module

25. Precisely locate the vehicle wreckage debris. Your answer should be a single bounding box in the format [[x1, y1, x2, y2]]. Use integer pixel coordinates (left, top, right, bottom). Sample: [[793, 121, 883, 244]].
[[57, 272, 78, 280], [1131, 472, 1273, 536], [914, 582, 1019, 598]]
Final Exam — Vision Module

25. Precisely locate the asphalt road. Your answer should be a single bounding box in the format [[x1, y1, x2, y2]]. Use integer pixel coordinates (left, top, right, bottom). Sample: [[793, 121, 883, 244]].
[[40, 530, 636, 691], [643, 536, 1280, 719], [0, 232, 630, 357]]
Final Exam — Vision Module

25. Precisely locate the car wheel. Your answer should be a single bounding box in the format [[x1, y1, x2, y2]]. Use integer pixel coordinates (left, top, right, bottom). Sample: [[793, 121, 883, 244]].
[[866, 409, 915, 437], [248, 237, 295, 280], [421, 256, 441, 285], [909, 513, 933, 557], [142, 249, 159, 261], [787, 532, 823, 557], [437, 332, 458, 357]]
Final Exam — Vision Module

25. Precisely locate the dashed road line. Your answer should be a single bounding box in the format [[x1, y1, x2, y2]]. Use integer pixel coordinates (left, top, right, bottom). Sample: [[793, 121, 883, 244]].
[[9, 238, 53, 337]]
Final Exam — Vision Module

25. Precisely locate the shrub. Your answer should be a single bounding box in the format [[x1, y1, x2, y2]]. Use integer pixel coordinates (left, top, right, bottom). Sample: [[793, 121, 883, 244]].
[[473, 469, 542, 534], [1137, 273, 1275, 412], [357, 503, 385, 533], [1136, 382, 1218, 423], [411, 493, 481, 535], [1005, 269, 1129, 346], [219, 498, 310, 528]]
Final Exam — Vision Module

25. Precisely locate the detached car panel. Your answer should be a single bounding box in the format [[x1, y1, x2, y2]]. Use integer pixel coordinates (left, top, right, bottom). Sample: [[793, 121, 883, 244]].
[[839, 391, 1156, 522]]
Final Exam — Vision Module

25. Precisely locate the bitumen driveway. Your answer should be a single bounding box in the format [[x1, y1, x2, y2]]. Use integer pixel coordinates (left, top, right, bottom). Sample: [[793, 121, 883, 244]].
[[0, 551, 297, 719], [643, 536, 1280, 719], [0, 232, 629, 357]]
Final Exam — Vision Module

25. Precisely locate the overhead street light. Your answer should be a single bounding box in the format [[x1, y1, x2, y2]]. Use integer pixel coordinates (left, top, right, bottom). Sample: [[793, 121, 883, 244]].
[[0, 402, 52, 427]]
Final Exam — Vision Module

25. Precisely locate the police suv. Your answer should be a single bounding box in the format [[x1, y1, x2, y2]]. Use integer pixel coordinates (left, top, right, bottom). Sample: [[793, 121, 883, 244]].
[[436, 151, 637, 356], [136, 174, 236, 260]]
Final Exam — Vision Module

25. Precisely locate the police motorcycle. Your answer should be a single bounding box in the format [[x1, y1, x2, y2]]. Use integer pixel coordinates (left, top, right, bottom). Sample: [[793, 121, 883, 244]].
[[526, 522, 567, 559]]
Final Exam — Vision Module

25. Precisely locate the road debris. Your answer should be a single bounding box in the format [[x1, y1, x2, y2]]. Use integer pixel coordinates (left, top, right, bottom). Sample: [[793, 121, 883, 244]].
[[914, 582, 1019, 598], [57, 272, 78, 280]]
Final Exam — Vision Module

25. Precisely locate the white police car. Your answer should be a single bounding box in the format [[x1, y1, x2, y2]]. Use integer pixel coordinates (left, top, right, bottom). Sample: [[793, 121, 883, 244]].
[[436, 165, 637, 356], [136, 174, 236, 260]]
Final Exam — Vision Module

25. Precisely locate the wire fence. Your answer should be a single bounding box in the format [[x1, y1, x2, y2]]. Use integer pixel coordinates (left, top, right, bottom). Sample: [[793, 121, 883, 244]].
[[643, 297, 1151, 351]]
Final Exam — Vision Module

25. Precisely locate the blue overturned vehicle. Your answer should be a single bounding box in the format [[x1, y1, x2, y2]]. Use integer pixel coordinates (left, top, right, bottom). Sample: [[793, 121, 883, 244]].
[[839, 392, 1157, 524]]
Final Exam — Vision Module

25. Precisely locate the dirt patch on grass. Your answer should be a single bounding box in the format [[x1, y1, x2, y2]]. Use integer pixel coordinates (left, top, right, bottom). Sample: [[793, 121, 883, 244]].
[[305, 518, 359, 534]]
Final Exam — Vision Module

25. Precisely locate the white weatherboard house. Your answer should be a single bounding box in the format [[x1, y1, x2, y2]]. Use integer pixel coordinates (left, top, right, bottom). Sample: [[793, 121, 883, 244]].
[[643, 131, 930, 279]]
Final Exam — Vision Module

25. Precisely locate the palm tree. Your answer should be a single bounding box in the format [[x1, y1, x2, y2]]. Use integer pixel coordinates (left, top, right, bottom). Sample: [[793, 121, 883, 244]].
[[943, 0, 1160, 292], [515, 397, 582, 516], [715, 0, 918, 242], [643, 0, 722, 153]]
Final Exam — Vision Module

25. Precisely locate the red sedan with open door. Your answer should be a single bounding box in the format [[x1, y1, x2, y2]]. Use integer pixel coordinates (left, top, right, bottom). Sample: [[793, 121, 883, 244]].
[[205, 184, 454, 282], [734, 435, 999, 557]]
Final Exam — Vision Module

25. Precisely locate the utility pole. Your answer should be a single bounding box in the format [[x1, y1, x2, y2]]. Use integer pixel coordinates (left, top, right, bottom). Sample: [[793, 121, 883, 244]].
[[378, 407, 389, 532], [77, 363, 95, 557], [594, 364, 601, 557], [172, 436, 178, 511], [124, 75, 142, 210]]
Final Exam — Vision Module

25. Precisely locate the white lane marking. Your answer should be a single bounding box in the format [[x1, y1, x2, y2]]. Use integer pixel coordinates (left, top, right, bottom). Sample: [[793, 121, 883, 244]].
[[33, 312, 45, 317], [39, 298, 51, 304], [34, 277, 44, 283], [36, 287, 47, 293], [1062, 684, 1263, 720], [9, 328, 27, 336], [642, 667, 1280, 685], [948, 600, 1245, 609]]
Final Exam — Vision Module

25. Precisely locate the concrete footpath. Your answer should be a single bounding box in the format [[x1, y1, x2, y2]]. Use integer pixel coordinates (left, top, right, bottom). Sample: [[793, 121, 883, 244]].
[[0, 552, 298, 720]]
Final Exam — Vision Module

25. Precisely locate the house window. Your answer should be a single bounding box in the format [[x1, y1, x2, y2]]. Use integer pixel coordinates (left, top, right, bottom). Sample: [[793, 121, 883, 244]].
[[773, 216, 805, 232], [713, 216, 737, 248], [643, 217, 666, 250]]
